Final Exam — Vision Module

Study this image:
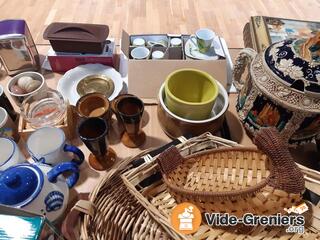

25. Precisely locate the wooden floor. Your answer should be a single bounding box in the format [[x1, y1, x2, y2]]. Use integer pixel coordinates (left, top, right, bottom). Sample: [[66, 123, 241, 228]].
[[0, 0, 320, 48]]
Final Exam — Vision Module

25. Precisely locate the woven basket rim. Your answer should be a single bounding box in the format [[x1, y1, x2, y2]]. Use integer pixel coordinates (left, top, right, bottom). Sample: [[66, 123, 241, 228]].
[[162, 146, 271, 198]]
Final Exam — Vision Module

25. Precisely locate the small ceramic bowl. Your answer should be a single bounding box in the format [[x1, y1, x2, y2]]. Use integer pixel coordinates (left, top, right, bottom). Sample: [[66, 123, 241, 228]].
[[158, 81, 228, 138], [131, 47, 150, 60], [7, 71, 46, 106]]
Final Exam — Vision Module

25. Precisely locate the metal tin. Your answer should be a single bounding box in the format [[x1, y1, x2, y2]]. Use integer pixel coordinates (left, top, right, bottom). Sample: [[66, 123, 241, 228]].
[[0, 20, 40, 76]]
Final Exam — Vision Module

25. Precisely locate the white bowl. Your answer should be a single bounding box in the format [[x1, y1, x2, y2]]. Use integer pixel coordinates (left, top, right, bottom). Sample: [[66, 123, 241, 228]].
[[7, 72, 46, 106]]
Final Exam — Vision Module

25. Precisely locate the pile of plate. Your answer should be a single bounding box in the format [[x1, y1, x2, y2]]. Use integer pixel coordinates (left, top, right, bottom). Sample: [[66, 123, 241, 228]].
[[57, 64, 124, 106]]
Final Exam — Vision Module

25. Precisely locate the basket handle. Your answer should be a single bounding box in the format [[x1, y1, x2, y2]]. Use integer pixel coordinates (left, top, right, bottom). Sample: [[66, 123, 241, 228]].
[[61, 193, 94, 240], [254, 128, 305, 194], [156, 146, 185, 175]]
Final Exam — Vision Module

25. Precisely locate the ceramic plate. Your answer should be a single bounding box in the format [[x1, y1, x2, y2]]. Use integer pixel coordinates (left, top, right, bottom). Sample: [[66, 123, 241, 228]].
[[184, 37, 222, 60], [57, 64, 124, 106]]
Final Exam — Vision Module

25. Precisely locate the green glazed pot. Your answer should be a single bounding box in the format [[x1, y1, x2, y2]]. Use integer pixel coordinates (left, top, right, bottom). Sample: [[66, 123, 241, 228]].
[[164, 68, 219, 120]]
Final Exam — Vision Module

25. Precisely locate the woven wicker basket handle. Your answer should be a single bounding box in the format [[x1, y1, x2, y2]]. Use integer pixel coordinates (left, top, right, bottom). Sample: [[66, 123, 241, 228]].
[[254, 128, 305, 194], [157, 146, 184, 175], [61, 193, 94, 240]]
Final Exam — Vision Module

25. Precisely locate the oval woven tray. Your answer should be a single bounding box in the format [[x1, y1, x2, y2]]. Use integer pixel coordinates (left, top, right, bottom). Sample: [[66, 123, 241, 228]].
[[156, 128, 305, 216]]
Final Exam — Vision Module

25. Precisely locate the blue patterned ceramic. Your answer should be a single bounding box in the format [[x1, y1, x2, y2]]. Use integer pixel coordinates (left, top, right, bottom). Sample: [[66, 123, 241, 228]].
[[44, 191, 64, 212], [0, 161, 79, 222], [233, 33, 320, 144]]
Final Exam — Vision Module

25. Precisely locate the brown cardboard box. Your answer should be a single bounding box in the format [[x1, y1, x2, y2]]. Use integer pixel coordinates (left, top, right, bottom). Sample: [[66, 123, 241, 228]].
[[121, 31, 228, 100]]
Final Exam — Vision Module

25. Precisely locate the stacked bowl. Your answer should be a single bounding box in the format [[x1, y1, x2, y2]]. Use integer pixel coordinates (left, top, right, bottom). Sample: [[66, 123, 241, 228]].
[[157, 69, 229, 138]]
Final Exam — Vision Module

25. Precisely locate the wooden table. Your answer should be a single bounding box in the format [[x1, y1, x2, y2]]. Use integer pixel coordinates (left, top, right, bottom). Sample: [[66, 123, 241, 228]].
[[0, 45, 318, 203], [0, 46, 252, 194]]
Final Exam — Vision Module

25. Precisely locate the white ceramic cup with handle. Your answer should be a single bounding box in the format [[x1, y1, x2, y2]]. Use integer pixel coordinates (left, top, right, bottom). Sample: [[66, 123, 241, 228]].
[[26, 127, 84, 166], [190, 28, 216, 53], [0, 137, 25, 171]]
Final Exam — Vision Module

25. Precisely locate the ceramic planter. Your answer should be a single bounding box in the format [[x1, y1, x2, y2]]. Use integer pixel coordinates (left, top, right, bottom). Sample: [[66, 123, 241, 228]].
[[233, 35, 320, 144]]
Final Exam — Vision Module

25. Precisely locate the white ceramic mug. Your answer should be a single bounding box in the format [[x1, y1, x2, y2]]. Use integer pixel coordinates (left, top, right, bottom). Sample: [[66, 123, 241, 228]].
[[27, 127, 84, 166], [0, 137, 25, 171], [131, 47, 150, 60], [190, 28, 216, 53], [0, 107, 19, 142]]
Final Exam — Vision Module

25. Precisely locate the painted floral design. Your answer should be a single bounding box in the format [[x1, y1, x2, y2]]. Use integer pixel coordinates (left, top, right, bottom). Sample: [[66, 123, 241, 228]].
[[277, 59, 304, 79], [316, 74, 320, 82], [269, 41, 284, 60]]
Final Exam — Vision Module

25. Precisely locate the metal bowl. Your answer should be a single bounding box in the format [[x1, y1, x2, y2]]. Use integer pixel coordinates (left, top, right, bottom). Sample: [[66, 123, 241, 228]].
[[157, 81, 229, 138]]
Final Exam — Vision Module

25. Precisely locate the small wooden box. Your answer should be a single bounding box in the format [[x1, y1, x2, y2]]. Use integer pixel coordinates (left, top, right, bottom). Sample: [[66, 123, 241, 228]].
[[18, 104, 75, 141]]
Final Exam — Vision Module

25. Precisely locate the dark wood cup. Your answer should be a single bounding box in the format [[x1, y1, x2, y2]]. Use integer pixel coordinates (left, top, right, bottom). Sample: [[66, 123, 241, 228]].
[[78, 117, 116, 171], [115, 95, 146, 148], [76, 93, 111, 123]]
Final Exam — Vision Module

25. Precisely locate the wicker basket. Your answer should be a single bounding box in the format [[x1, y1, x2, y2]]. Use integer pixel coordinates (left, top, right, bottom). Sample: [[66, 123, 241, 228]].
[[122, 132, 320, 239], [72, 131, 319, 239]]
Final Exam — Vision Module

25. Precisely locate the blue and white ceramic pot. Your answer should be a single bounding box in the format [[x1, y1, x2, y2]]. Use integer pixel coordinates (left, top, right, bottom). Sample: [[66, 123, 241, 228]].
[[0, 161, 79, 222], [233, 34, 320, 144]]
